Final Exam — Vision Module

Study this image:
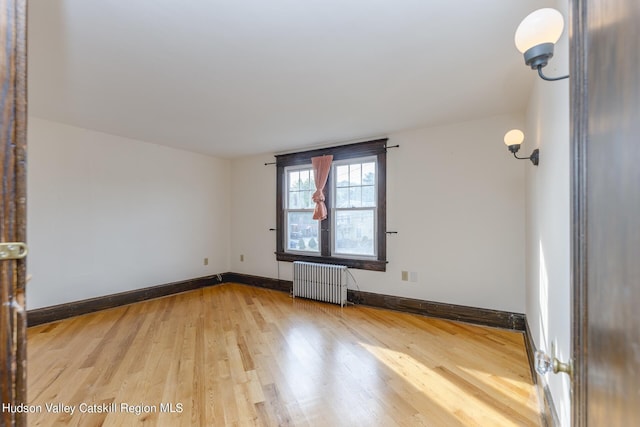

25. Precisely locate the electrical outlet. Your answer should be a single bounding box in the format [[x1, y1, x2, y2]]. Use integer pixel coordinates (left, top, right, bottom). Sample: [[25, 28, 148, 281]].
[[203, 258, 208, 266], [409, 272, 418, 282], [240, 254, 244, 262], [401, 271, 408, 281]]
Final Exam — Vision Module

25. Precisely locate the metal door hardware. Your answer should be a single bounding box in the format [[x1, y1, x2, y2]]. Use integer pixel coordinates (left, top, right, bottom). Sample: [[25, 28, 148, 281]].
[[0, 242, 28, 260], [535, 350, 573, 378]]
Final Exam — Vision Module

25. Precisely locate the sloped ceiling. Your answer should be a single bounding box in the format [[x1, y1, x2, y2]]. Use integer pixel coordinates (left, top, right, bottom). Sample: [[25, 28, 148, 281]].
[[28, 0, 550, 158]]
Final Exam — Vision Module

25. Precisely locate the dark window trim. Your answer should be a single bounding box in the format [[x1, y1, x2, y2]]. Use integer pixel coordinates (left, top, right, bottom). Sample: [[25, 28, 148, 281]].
[[275, 138, 387, 271]]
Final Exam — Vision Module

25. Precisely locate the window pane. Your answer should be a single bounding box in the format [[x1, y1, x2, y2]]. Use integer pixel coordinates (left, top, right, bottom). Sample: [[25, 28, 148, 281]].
[[362, 162, 375, 185], [287, 212, 320, 252], [291, 190, 311, 209], [336, 188, 349, 208], [304, 190, 314, 209], [287, 167, 316, 209], [336, 165, 349, 187], [289, 192, 300, 209], [289, 171, 300, 190], [349, 187, 362, 207], [362, 186, 375, 207], [335, 210, 375, 256], [349, 164, 362, 186], [301, 170, 311, 190]]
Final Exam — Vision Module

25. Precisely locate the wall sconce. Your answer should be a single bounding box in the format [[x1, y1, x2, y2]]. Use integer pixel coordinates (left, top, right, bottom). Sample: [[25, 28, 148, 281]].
[[504, 129, 539, 166], [515, 8, 569, 81]]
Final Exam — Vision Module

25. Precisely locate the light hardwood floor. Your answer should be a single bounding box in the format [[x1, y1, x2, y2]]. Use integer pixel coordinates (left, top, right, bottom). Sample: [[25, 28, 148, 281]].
[[27, 284, 541, 426]]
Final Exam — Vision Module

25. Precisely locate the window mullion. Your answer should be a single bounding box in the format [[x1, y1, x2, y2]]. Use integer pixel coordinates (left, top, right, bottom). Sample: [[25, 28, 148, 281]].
[[322, 175, 332, 256]]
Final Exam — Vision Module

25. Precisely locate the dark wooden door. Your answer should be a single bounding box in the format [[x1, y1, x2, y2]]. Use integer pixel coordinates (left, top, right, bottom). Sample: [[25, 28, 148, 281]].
[[0, 0, 28, 426], [571, 0, 640, 425]]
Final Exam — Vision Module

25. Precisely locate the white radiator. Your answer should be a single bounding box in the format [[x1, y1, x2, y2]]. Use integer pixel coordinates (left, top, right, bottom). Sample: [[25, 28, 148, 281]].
[[293, 261, 348, 307]]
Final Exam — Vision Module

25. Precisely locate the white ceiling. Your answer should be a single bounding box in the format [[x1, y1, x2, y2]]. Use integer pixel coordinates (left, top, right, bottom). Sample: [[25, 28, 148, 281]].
[[28, 1, 549, 158]]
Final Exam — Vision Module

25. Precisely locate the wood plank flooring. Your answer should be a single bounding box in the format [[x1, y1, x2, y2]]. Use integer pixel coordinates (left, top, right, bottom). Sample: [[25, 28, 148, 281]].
[[27, 284, 541, 426]]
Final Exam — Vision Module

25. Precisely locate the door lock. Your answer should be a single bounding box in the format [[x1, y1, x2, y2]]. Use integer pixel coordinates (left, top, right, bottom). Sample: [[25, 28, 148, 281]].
[[0, 242, 28, 260]]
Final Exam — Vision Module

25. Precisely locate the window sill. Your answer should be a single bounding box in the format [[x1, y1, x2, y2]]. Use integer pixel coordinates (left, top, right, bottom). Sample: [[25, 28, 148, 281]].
[[275, 252, 386, 272]]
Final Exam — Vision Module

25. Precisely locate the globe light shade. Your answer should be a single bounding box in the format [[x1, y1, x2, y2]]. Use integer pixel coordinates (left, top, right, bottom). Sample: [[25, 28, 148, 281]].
[[504, 129, 525, 146], [515, 8, 564, 54], [503, 129, 539, 165]]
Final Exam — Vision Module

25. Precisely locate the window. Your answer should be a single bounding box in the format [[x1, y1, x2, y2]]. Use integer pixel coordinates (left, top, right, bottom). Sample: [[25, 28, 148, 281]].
[[333, 158, 377, 257], [284, 166, 320, 253], [276, 139, 387, 271]]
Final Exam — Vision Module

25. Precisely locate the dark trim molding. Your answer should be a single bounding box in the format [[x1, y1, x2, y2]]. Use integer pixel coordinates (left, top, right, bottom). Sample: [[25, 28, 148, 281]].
[[570, 1, 588, 426], [274, 252, 386, 271], [222, 272, 292, 293], [28, 270, 527, 334], [224, 272, 525, 331], [524, 320, 538, 384], [27, 275, 223, 327], [347, 289, 525, 331], [274, 138, 389, 165], [524, 320, 560, 427]]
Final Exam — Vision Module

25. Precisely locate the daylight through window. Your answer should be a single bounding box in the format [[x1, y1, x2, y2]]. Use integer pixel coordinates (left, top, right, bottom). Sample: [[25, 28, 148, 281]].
[[275, 139, 387, 271]]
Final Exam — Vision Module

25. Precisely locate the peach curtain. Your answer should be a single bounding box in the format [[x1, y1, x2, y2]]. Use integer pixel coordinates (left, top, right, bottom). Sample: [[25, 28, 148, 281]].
[[311, 155, 333, 220]]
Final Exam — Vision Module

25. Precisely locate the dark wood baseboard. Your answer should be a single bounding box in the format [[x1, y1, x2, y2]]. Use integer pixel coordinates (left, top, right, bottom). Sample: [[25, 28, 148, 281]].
[[28, 270, 526, 333], [27, 275, 223, 327], [224, 272, 525, 331], [524, 319, 560, 427], [223, 272, 292, 293], [347, 289, 525, 331], [524, 319, 538, 382]]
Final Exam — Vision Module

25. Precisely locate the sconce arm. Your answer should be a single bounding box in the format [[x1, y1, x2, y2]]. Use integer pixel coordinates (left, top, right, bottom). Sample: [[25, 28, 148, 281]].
[[537, 65, 569, 81], [512, 152, 531, 160], [512, 149, 540, 166]]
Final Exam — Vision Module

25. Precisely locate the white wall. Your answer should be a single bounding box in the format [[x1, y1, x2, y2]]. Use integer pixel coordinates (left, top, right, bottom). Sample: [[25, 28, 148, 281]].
[[231, 113, 526, 313], [524, 0, 571, 425], [27, 117, 231, 309]]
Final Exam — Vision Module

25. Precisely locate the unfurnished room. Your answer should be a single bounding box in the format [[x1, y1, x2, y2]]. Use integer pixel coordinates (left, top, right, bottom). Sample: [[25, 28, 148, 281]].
[[1, 0, 639, 426]]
